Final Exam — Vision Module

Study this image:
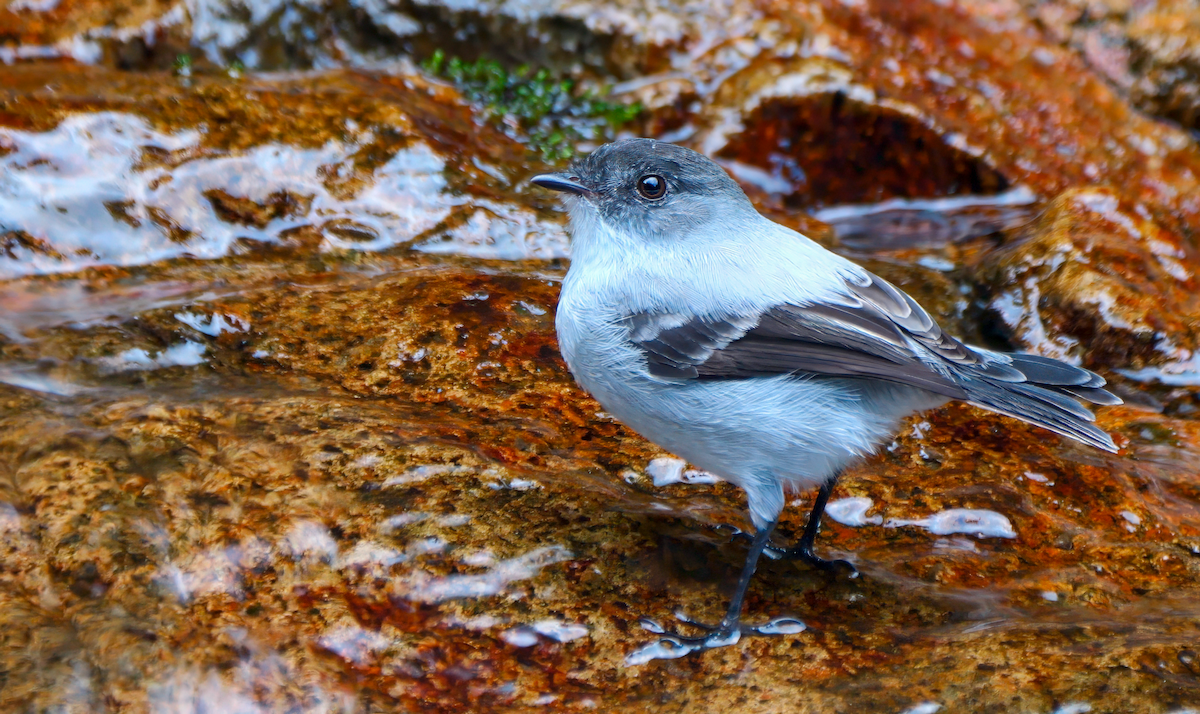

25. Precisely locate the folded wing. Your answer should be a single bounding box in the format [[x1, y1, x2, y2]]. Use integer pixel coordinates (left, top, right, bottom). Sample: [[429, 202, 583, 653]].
[[628, 272, 1121, 452]]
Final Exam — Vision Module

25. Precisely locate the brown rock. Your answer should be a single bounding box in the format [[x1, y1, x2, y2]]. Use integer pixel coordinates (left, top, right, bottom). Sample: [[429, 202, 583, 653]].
[[977, 187, 1200, 373], [1128, 0, 1200, 130]]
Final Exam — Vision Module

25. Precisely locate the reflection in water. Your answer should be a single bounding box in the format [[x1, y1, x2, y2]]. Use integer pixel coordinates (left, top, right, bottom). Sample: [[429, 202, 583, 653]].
[[391, 545, 573, 604], [0, 363, 89, 395], [382, 464, 482, 487], [147, 649, 357, 714], [97, 341, 208, 372], [283, 520, 340, 564], [645, 456, 722, 486], [1119, 338, 1200, 386], [822, 498, 1015, 538], [155, 538, 273, 603], [623, 634, 703, 665], [529, 619, 589, 642], [338, 539, 406, 569], [317, 623, 393, 667], [0, 5, 187, 65], [0, 502, 20, 532], [176, 311, 250, 336], [0, 277, 229, 341], [624, 616, 806, 665], [825, 496, 882, 526], [813, 186, 1039, 249], [499, 626, 540, 647]]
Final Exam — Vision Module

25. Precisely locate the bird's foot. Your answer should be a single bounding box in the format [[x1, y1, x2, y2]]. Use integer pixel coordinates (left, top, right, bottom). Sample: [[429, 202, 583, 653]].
[[780, 546, 859, 578], [710, 522, 747, 542], [624, 610, 806, 665], [711, 523, 788, 560], [666, 609, 808, 637], [714, 524, 857, 573]]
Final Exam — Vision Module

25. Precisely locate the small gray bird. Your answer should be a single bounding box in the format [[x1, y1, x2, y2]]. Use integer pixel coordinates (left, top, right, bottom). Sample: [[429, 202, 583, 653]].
[[531, 139, 1120, 656]]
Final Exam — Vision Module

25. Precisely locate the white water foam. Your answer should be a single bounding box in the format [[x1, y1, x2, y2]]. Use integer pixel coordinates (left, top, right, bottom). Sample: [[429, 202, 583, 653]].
[[391, 545, 572, 603], [886, 508, 1016, 539], [825, 497, 883, 526]]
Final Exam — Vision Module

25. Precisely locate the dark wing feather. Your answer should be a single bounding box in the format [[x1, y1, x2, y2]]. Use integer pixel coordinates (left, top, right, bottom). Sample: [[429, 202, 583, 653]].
[[699, 337, 971, 396], [631, 313, 758, 381], [1004, 353, 1104, 387], [1058, 384, 1125, 406], [964, 382, 1118, 452], [697, 335, 969, 398], [628, 271, 1121, 452]]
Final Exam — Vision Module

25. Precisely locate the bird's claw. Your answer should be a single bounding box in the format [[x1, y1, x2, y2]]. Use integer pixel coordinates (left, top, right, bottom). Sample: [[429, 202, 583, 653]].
[[711, 524, 856, 573], [711, 524, 789, 560], [781, 547, 859, 578], [637, 616, 741, 649], [805, 555, 859, 578], [635, 611, 807, 649]]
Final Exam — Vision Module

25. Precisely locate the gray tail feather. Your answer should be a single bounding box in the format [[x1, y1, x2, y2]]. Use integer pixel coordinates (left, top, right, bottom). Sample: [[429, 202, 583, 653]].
[[961, 353, 1121, 453]]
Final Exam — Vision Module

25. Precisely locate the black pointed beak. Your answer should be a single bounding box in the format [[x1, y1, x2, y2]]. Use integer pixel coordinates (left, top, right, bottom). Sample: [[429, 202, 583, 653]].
[[530, 173, 591, 195]]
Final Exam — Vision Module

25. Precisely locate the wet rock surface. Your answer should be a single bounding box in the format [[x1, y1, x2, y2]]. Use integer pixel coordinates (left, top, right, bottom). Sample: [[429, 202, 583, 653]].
[[3, 1, 1200, 712], [1018, 0, 1200, 132]]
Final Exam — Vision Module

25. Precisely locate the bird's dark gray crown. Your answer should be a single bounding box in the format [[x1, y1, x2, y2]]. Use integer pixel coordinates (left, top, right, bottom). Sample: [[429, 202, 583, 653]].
[[567, 139, 753, 236], [570, 138, 742, 199]]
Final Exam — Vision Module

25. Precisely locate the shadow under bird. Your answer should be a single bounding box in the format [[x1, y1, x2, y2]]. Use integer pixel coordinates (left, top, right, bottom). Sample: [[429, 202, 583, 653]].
[[531, 139, 1122, 658]]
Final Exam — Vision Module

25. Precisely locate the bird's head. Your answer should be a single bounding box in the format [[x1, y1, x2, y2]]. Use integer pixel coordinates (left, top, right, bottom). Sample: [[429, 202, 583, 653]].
[[531, 139, 757, 245]]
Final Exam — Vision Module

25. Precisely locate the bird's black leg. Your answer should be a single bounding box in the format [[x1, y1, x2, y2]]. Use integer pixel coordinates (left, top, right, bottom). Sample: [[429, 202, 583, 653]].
[[779, 475, 858, 577], [632, 517, 805, 658], [713, 517, 776, 634]]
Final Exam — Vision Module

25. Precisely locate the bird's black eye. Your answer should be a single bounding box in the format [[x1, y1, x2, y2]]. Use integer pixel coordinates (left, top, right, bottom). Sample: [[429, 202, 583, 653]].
[[636, 174, 667, 200]]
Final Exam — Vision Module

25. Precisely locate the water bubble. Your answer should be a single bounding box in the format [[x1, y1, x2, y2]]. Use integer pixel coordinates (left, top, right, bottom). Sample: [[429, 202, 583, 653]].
[[624, 638, 702, 666], [755, 617, 806, 635], [826, 497, 883, 526]]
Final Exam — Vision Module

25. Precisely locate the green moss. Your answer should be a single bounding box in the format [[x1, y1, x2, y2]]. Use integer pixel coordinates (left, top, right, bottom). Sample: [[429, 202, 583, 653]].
[[421, 50, 642, 161], [173, 54, 193, 78]]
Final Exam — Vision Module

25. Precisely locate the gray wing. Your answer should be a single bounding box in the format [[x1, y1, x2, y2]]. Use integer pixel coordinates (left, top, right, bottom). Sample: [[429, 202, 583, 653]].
[[629, 272, 1121, 452], [630, 273, 994, 396]]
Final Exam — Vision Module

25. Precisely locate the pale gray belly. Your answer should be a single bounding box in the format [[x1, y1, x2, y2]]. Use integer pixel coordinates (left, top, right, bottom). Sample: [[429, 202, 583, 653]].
[[576, 359, 942, 490]]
